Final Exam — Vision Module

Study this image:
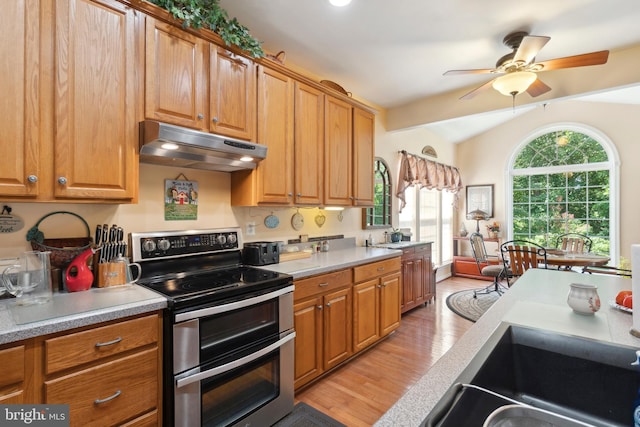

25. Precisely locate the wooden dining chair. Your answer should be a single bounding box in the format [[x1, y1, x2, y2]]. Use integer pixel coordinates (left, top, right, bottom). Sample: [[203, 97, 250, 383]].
[[500, 240, 548, 286], [556, 233, 593, 254], [469, 233, 506, 297]]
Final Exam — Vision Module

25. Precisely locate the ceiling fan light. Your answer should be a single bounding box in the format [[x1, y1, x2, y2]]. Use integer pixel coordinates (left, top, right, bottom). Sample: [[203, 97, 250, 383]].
[[492, 71, 537, 96], [329, 0, 352, 6]]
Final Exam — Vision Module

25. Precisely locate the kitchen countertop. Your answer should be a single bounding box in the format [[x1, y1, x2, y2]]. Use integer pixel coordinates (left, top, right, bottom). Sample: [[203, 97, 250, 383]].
[[0, 285, 167, 345], [262, 246, 403, 279], [375, 268, 640, 426], [373, 241, 433, 250]]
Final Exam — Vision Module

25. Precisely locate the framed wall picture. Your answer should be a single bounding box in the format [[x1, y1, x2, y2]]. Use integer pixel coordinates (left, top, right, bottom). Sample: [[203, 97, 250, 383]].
[[466, 184, 493, 218]]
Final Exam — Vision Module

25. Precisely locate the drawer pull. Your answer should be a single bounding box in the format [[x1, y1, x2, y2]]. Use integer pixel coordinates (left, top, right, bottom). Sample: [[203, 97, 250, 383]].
[[94, 390, 121, 405], [95, 337, 122, 347], [377, 267, 385, 271], [318, 282, 329, 287]]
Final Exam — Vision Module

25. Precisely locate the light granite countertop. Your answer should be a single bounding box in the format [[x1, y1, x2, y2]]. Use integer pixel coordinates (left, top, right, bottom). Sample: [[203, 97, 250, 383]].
[[262, 245, 403, 279], [375, 268, 640, 426], [0, 285, 167, 345]]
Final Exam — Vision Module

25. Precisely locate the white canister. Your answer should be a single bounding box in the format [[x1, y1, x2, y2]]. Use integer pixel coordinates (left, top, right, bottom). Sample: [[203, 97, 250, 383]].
[[567, 283, 601, 315]]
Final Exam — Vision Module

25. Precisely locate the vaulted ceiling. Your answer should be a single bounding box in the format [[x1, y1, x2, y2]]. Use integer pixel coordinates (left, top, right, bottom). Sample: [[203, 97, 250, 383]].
[[219, 0, 640, 141]]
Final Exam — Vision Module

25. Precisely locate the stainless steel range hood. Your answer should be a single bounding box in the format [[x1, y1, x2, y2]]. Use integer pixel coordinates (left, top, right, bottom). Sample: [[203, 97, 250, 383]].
[[139, 120, 267, 172]]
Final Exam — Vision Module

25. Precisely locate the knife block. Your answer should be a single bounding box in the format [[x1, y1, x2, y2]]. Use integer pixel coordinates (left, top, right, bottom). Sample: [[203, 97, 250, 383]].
[[97, 262, 127, 288]]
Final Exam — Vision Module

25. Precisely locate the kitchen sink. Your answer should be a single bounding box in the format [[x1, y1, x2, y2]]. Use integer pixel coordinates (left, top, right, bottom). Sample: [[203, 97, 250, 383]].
[[423, 323, 640, 427]]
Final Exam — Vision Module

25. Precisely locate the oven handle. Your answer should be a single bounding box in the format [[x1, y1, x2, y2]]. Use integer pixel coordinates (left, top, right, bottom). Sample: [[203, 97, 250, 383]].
[[175, 331, 296, 389], [175, 284, 294, 322]]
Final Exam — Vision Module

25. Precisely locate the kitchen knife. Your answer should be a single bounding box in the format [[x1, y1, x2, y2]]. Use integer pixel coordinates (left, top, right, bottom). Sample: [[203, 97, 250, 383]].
[[95, 224, 102, 246]]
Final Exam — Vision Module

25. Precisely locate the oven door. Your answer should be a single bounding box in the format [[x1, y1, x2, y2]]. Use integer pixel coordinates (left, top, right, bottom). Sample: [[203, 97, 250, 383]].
[[174, 331, 295, 427]]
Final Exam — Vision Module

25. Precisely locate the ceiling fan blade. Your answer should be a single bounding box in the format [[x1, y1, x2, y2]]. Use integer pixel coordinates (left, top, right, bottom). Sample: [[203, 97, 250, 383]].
[[460, 79, 496, 100], [513, 35, 551, 64], [443, 68, 496, 76], [536, 50, 609, 71], [526, 78, 552, 97]]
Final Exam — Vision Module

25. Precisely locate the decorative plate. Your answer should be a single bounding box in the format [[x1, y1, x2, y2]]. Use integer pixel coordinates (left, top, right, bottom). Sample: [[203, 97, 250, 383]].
[[291, 212, 304, 231], [315, 212, 326, 228], [264, 214, 280, 229], [609, 300, 632, 314]]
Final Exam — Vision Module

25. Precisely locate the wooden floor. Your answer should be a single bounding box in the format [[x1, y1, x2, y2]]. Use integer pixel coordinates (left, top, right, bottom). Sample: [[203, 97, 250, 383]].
[[294, 275, 483, 426]]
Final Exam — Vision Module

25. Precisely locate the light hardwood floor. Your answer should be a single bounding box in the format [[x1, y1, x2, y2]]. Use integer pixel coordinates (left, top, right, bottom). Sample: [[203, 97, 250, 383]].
[[295, 275, 484, 426]]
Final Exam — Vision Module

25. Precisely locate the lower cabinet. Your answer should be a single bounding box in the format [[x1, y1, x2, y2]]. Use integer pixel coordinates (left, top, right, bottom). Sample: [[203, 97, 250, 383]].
[[293, 257, 402, 390], [0, 312, 162, 426], [401, 243, 434, 314], [353, 258, 401, 353], [293, 269, 352, 390]]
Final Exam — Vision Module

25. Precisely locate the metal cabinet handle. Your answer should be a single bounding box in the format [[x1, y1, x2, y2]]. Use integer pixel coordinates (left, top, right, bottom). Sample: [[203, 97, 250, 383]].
[[94, 390, 121, 404], [95, 337, 122, 347], [326, 302, 331, 307], [377, 267, 385, 271], [57, 176, 68, 185], [317, 305, 323, 310], [212, 117, 219, 123], [27, 175, 38, 183], [197, 113, 204, 119], [318, 283, 329, 287]]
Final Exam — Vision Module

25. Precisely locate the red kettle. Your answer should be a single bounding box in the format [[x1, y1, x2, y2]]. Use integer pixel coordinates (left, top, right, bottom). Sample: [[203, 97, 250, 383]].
[[65, 248, 96, 292]]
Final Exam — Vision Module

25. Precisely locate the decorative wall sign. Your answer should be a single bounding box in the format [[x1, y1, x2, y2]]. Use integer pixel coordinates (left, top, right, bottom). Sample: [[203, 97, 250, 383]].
[[0, 206, 24, 233], [165, 175, 199, 220], [291, 210, 304, 231], [314, 211, 326, 228], [466, 184, 494, 218], [264, 213, 280, 229]]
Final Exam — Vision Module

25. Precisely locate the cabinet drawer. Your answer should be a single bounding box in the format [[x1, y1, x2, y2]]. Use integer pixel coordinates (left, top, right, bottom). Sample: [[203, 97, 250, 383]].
[[400, 247, 415, 258], [353, 257, 401, 283], [45, 348, 157, 427], [45, 315, 158, 374], [413, 243, 432, 256], [0, 344, 24, 388], [294, 269, 351, 301]]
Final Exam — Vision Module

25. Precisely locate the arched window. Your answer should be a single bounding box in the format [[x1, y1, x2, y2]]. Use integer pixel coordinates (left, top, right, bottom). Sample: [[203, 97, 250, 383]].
[[507, 124, 619, 262], [363, 158, 392, 229]]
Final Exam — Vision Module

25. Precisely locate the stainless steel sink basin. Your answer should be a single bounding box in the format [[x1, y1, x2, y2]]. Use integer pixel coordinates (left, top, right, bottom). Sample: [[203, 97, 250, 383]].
[[423, 324, 640, 427]]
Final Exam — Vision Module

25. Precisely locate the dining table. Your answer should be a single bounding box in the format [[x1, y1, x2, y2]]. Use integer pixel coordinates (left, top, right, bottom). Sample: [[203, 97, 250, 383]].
[[544, 250, 610, 269]]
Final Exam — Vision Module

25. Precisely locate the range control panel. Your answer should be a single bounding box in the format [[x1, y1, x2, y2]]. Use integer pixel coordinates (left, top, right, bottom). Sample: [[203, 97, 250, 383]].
[[130, 228, 241, 261]]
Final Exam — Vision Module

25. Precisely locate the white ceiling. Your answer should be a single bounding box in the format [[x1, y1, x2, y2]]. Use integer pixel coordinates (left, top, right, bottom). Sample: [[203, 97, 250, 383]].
[[219, 0, 640, 140]]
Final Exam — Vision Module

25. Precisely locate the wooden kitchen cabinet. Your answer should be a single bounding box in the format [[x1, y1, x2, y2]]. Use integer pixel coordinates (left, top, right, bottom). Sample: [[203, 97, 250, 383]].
[[353, 257, 401, 353], [352, 107, 375, 206], [401, 243, 434, 313], [209, 46, 257, 140], [231, 70, 325, 206], [144, 16, 207, 129], [324, 95, 353, 206], [293, 269, 352, 389], [42, 313, 161, 426], [0, 0, 138, 202], [0, 341, 34, 404]]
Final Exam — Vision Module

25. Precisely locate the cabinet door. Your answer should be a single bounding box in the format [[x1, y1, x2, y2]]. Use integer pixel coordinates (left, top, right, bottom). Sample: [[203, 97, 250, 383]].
[[210, 46, 256, 140], [402, 258, 416, 311], [380, 272, 402, 336], [324, 96, 352, 206], [352, 107, 375, 206], [145, 17, 207, 129], [413, 256, 426, 306], [323, 287, 352, 370], [423, 252, 435, 302], [294, 82, 324, 205], [54, 0, 137, 200], [0, 0, 41, 197], [293, 297, 323, 389], [256, 65, 294, 204], [352, 279, 380, 353]]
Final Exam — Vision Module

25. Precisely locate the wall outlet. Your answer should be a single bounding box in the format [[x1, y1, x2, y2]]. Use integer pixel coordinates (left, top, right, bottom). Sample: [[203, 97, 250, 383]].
[[246, 222, 256, 236]]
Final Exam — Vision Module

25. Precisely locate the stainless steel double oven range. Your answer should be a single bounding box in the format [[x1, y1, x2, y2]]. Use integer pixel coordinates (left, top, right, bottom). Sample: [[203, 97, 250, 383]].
[[130, 228, 295, 427]]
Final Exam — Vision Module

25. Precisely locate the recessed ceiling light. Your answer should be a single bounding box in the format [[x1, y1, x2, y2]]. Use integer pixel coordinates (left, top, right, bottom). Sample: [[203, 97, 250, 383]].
[[329, 0, 352, 6]]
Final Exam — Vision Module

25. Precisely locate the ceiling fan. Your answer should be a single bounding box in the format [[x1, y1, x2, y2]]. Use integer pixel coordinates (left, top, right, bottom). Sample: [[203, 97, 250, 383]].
[[444, 31, 609, 100]]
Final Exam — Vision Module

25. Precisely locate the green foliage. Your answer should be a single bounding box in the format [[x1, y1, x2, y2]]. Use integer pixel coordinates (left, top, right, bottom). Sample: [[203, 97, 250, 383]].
[[149, 0, 264, 58]]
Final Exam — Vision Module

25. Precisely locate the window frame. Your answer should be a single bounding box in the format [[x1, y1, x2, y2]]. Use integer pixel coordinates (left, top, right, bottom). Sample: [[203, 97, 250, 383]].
[[505, 123, 620, 264], [363, 157, 392, 230]]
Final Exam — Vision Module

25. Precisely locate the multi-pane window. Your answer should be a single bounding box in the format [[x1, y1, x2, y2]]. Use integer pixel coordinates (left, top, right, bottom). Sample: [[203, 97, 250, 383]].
[[364, 158, 392, 228], [510, 129, 613, 256]]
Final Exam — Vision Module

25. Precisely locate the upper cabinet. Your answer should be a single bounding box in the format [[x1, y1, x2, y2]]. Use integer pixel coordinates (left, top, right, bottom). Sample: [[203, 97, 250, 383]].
[[352, 108, 375, 206], [0, 0, 138, 202], [324, 96, 353, 206], [54, 0, 138, 201], [145, 17, 207, 129], [0, 0, 41, 197], [210, 47, 257, 140]]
